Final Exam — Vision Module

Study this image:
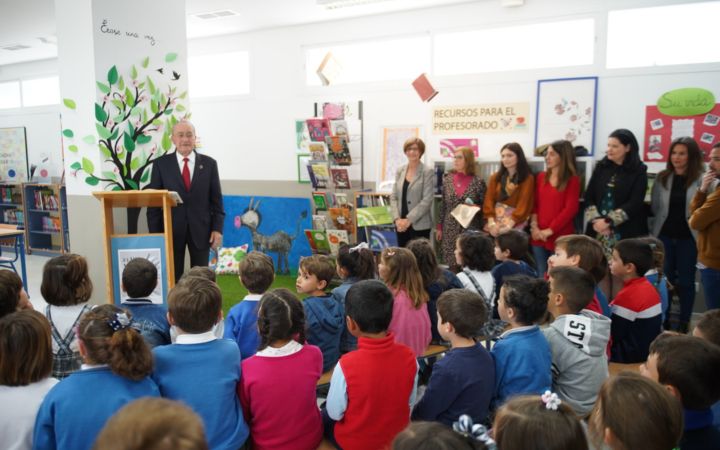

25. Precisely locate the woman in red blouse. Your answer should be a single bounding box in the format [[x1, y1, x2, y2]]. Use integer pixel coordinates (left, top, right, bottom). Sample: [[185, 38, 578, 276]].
[[530, 140, 580, 276]]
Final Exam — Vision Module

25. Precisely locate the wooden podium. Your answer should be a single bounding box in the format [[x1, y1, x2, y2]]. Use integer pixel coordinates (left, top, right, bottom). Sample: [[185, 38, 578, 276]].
[[93, 190, 178, 304]]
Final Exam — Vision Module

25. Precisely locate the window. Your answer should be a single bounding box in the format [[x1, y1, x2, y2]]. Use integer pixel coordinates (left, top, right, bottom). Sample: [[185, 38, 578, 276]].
[[434, 19, 595, 75], [0, 81, 21, 109], [607, 2, 720, 68], [188, 51, 250, 98], [305, 35, 431, 86], [21, 76, 61, 107]]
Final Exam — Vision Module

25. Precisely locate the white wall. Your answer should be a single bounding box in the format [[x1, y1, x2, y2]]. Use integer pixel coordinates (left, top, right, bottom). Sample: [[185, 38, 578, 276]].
[[1, 0, 720, 184]]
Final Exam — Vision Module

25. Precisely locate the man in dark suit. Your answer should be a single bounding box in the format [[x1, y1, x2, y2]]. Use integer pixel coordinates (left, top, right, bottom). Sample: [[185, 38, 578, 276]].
[[147, 120, 224, 280]]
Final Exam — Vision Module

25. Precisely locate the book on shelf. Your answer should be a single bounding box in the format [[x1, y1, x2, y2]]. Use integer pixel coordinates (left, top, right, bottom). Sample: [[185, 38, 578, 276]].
[[33, 190, 59, 210], [307, 142, 327, 161], [1, 187, 20, 204], [312, 192, 329, 211], [306, 118, 332, 142], [322, 102, 345, 120], [334, 193, 348, 207], [325, 135, 352, 166], [328, 207, 354, 232], [316, 52, 343, 86], [412, 73, 439, 102], [312, 214, 328, 231], [304, 229, 331, 253], [329, 120, 349, 138], [308, 164, 329, 189], [327, 229, 349, 255], [2, 209, 23, 225], [367, 226, 399, 252], [41, 216, 61, 232], [356, 205, 394, 227], [330, 168, 352, 189]]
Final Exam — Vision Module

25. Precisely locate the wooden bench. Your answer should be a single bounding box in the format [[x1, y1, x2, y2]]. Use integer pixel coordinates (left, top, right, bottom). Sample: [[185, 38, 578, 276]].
[[317, 343, 451, 388], [608, 362, 642, 377]]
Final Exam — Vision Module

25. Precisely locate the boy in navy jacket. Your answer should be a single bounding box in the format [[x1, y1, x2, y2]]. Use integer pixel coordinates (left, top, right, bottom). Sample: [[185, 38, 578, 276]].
[[121, 258, 170, 348], [609, 238, 662, 363], [297, 255, 344, 372]]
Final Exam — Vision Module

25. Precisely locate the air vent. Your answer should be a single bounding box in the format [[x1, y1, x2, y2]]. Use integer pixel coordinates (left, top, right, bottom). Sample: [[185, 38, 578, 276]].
[[192, 10, 239, 20], [0, 44, 31, 51], [317, 0, 394, 9]]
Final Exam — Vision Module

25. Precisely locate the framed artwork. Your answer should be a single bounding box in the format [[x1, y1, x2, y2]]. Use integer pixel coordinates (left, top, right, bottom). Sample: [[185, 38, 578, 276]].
[[534, 77, 598, 155], [379, 126, 421, 188], [0, 127, 29, 182], [297, 153, 311, 184]]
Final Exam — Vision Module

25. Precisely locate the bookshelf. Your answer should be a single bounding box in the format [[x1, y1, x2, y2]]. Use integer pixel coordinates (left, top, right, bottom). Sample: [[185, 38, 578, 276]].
[[353, 192, 396, 251], [23, 183, 69, 254], [0, 183, 25, 228]]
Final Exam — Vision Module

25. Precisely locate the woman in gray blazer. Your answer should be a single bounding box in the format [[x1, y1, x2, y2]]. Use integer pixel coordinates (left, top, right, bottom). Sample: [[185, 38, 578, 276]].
[[650, 137, 704, 332], [390, 138, 435, 247]]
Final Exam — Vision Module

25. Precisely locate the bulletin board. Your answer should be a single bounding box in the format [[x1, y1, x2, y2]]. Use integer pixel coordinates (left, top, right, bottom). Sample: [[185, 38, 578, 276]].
[[644, 104, 720, 162], [0, 127, 29, 182]]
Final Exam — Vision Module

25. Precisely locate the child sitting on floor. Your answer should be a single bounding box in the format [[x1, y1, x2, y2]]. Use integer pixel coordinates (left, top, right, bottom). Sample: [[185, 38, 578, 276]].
[[544, 266, 611, 416], [492, 229, 537, 300], [325, 280, 418, 450], [637, 236, 671, 325], [589, 371, 683, 450], [492, 275, 552, 407], [0, 270, 32, 319], [331, 243, 376, 353], [379, 247, 431, 357], [411, 289, 494, 426], [120, 258, 171, 349], [297, 255, 344, 372], [693, 309, 720, 426], [641, 334, 720, 450], [224, 251, 275, 359], [239, 289, 323, 450], [609, 238, 662, 363]]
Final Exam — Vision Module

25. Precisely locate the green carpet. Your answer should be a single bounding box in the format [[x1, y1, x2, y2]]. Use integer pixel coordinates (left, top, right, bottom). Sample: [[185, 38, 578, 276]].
[[217, 274, 306, 315]]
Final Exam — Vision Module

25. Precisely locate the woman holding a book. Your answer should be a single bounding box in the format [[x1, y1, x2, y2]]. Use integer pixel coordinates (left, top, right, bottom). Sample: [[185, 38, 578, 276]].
[[437, 146, 487, 272], [390, 138, 435, 247]]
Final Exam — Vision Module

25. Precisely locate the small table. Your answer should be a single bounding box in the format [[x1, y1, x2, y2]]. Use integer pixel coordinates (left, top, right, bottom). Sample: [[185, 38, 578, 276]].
[[0, 228, 28, 288]]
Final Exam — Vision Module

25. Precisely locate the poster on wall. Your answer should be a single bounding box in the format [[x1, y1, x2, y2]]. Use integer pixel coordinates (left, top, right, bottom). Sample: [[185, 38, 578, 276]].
[[431, 103, 529, 135], [534, 77, 598, 155], [0, 127, 29, 182], [438, 138, 479, 159], [379, 127, 421, 189], [644, 104, 720, 162], [117, 248, 164, 304], [110, 235, 169, 305]]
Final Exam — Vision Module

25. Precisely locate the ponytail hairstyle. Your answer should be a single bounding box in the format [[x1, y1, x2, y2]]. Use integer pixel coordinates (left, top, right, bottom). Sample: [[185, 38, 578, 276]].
[[256, 288, 306, 351], [637, 236, 666, 288], [406, 238, 442, 287], [41, 254, 93, 306], [380, 247, 428, 308], [78, 304, 152, 381], [336, 243, 376, 281]]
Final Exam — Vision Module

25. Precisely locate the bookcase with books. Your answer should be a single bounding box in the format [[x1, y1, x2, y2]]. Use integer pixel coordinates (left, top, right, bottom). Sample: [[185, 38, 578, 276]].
[[0, 183, 25, 228], [23, 183, 69, 254], [353, 192, 396, 252], [301, 101, 364, 256]]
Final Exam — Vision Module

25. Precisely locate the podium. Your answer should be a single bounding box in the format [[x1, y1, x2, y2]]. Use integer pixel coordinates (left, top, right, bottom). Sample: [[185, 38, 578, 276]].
[[93, 190, 178, 304]]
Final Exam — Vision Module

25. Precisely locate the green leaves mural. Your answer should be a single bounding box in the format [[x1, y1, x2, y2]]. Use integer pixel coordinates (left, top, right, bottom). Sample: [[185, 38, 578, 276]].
[[63, 52, 189, 191]]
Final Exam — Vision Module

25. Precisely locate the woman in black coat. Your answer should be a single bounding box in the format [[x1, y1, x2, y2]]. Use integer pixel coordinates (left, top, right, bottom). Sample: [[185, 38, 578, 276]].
[[584, 128, 648, 262]]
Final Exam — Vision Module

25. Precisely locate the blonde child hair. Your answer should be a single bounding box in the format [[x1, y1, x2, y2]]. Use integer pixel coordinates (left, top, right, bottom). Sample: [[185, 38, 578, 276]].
[[380, 247, 428, 308]]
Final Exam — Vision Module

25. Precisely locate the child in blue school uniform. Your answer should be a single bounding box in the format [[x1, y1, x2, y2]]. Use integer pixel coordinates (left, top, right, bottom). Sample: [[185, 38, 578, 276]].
[[297, 255, 344, 372], [33, 305, 159, 450], [492, 275, 552, 407], [224, 251, 275, 359], [331, 243, 376, 353], [120, 258, 171, 349], [152, 276, 249, 450], [492, 230, 537, 300]]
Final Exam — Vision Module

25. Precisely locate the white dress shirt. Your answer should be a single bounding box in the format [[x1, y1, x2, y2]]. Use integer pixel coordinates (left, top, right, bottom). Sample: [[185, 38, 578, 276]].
[[176, 150, 196, 180]]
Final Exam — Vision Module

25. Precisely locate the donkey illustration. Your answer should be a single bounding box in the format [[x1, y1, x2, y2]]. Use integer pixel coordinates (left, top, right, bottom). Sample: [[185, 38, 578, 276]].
[[236, 198, 308, 274]]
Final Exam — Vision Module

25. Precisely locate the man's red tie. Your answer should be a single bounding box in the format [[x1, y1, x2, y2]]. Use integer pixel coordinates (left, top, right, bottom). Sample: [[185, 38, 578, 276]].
[[182, 157, 191, 191]]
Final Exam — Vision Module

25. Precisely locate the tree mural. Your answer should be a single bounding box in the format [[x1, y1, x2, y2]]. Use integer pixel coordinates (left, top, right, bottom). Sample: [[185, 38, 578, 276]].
[[62, 53, 188, 192]]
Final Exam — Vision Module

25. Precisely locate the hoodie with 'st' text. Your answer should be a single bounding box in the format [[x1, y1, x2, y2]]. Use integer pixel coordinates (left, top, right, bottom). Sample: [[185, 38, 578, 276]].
[[542, 309, 611, 417]]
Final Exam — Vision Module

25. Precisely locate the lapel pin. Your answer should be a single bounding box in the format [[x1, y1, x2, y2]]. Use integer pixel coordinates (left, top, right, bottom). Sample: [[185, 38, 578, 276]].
[[199, 165, 204, 170]]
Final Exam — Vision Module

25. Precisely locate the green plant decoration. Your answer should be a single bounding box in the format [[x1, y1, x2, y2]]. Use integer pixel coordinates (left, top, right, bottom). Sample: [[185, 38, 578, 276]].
[[63, 53, 189, 191]]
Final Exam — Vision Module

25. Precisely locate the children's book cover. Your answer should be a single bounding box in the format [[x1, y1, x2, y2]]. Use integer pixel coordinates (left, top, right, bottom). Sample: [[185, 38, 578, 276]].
[[310, 163, 330, 189], [308, 142, 328, 161], [312, 214, 328, 230], [328, 207, 354, 232], [327, 229, 349, 255], [312, 192, 328, 211], [305, 229, 331, 253], [330, 168, 352, 189], [325, 135, 352, 166], [334, 193, 348, 207], [330, 120, 349, 138], [306, 118, 332, 142], [322, 102, 345, 120]]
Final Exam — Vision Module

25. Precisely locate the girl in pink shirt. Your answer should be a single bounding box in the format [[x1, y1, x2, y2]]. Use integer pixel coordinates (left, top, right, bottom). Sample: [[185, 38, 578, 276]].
[[238, 289, 323, 450], [379, 247, 431, 356]]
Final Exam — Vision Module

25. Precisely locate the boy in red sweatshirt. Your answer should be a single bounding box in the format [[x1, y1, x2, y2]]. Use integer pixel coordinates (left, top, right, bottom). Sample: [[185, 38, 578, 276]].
[[609, 238, 662, 363], [324, 280, 418, 450]]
